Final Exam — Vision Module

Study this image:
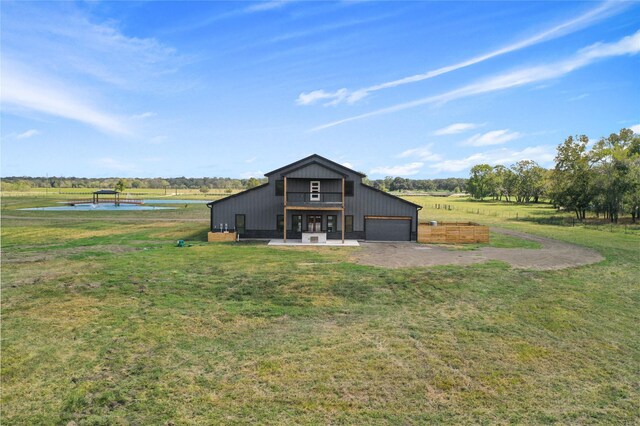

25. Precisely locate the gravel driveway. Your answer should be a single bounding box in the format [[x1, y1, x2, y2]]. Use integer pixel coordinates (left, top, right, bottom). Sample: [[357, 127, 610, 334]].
[[353, 228, 604, 270]]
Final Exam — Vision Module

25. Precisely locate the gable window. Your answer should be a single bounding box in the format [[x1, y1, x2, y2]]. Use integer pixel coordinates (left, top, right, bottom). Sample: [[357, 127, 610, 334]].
[[327, 215, 337, 232], [345, 215, 353, 233], [292, 215, 302, 232], [310, 181, 320, 201], [275, 180, 284, 196], [345, 180, 354, 196], [235, 214, 246, 234], [277, 215, 284, 231]]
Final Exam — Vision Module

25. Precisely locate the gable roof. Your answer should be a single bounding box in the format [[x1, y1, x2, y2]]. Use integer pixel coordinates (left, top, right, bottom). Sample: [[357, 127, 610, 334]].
[[282, 161, 347, 178], [265, 154, 366, 178]]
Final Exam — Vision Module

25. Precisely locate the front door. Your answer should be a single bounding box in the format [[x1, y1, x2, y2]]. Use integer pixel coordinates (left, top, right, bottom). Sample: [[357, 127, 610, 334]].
[[307, 215, 322, 232]]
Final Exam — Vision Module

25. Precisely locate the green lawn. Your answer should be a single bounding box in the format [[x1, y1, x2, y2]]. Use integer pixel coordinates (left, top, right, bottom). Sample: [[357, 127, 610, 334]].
[[2, 195, 639, 424]]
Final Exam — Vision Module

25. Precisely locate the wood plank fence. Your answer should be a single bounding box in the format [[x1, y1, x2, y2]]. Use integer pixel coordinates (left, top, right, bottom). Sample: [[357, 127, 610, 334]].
[[418, 222, 489, 244]]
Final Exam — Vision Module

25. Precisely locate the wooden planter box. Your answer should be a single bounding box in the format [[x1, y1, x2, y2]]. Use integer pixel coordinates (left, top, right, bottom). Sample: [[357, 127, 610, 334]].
[[418, 222, 489, 244], [207, 232, 237, 242]]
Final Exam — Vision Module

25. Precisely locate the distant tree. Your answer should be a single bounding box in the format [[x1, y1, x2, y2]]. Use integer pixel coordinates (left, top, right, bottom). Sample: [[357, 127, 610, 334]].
[[246, 177, 261, 189], [591, 128, 640, 222], [114, 179, 127, 192], [468, 164, 494, 200], [549, 135, 594, 220], [199, 186, 209, 194]]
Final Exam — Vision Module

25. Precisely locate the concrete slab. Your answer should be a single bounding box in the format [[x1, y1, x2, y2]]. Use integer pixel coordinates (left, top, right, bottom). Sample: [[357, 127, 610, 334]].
[[268, 239, 359, 247]]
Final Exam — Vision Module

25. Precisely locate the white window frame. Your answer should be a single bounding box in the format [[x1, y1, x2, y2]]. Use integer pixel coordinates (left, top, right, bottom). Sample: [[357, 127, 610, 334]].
[[310, 181, 320, 201]]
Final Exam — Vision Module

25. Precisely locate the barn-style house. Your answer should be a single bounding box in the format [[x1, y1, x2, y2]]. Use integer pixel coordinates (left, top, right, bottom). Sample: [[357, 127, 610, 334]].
[[207, 154, 422, 242]]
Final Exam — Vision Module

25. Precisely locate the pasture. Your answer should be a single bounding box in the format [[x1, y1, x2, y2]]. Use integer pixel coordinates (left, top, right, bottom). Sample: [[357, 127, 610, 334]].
[[1, 195, 638, 424]]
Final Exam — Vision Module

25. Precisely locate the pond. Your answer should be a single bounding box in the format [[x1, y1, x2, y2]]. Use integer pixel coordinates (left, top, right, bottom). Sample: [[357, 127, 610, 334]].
[[141, 199, 209, 204], [20, 203, 177, 211]]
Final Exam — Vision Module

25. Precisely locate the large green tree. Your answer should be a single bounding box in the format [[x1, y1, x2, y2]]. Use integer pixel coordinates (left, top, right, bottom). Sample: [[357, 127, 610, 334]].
[[468, 164, 494, 200]]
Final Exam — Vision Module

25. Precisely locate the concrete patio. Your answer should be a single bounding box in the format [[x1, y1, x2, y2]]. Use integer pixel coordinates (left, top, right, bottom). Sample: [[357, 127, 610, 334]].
[[268, 239, 360, 247]]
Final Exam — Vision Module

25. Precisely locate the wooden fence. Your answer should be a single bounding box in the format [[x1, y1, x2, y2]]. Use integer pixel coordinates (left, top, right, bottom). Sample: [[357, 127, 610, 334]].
[[418, 222, 489, 244], [208, 232, 237, 242]]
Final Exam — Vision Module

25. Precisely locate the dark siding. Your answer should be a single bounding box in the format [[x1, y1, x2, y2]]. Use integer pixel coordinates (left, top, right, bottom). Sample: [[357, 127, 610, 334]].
[[365, 218, 411, 241], [211, 157, 420, 241], [285, 163, 345, 179], [347, 184, 418, 234]]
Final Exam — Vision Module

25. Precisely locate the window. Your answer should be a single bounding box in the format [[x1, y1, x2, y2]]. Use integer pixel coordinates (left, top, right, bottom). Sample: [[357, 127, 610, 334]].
[[292, 215, 302, 232], [327, 215, 337, 232], [275, 180, 284, 196], [310, 180, 320, 201], [345, 215, 353, 232], [277, 215, 284, 231], [235, 214, 246, 234], [345, 180, 354, 196]]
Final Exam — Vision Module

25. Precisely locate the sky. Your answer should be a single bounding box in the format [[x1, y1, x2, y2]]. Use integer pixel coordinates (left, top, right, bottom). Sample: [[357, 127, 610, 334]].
[[1, 1, 639, 179]]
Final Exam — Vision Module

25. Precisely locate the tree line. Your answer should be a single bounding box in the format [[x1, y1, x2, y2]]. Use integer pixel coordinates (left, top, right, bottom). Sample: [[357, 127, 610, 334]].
[[1, 175, 467, 193], [0, 176, 268, 192], [466, 128, 639, 223]]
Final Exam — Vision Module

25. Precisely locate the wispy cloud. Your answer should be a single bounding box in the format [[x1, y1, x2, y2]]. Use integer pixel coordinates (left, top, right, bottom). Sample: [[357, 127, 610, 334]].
[[431, 146, 555, 174], [630, 124, 640, 133], [245, 157, 258, 163], [1, 60, 130, 135], [0, 3, 181, 134], [398, 144, 442, 161], [244, 1, 293, 13], [311, 30, 640, 131], [433, 122, 483, 135], [16, 129, 41, 140], [463, 129, 522, 147], [130, 112, 157, 120], [369, 162, 424, 176], [298, 1, 624, 106], [568, 93, 590, 102]]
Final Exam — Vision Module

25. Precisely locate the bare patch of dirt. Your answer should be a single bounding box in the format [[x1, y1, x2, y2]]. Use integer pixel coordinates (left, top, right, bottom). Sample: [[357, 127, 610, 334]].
[[352, 228, 604, 270]]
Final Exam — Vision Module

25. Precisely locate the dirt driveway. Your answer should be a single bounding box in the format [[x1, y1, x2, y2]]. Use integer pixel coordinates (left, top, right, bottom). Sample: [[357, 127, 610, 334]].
[[353, 228, 604, 270]]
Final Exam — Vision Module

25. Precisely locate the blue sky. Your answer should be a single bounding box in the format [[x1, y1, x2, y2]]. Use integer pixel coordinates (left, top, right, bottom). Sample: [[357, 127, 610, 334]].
[[1, 1, 639, 179]]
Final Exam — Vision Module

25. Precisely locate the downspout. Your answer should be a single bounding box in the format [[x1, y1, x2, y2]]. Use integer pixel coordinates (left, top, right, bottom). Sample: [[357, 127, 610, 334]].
[[206, 203, 213, 232], [415, 206, 422, 241]]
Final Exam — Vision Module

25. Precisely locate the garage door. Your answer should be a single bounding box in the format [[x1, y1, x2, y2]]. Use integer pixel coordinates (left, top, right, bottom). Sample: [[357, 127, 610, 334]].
[[365, 217, 411, 241]]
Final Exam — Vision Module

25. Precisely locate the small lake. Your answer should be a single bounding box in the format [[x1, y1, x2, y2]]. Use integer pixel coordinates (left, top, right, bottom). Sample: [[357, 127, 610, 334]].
[[20, 203, 177, 211], [141, 199, 208, 204]]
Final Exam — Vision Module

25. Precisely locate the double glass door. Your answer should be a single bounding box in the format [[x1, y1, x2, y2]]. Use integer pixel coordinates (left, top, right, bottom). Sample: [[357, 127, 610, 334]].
[[307, 215, 322, 232]]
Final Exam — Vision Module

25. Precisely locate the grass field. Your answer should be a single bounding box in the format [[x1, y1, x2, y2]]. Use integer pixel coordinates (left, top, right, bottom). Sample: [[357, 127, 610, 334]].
[[1, 194, 639, 424]]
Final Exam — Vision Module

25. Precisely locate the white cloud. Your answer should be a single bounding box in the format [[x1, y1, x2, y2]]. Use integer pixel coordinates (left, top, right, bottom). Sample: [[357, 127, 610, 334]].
[[342, 162, 354, 169], [311, 30, 640, 131], [244, 0, 292, 13], [567, 93, 589, 101], [16, 129, 41, 139], [1, 61, 130, 135], [296, 89, 349, 106], [629, 124, 640, 133], [245, 157, 258, 163], [298, 1, 625, 106], [397, 144, 442, 161], [433, 123, 483, 135], [464, 129, 522, 147], [370, 162, 424, 176], [430, 146, 556, 174], [130, 112, 157, 120], [0, 3, 181, 134]]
